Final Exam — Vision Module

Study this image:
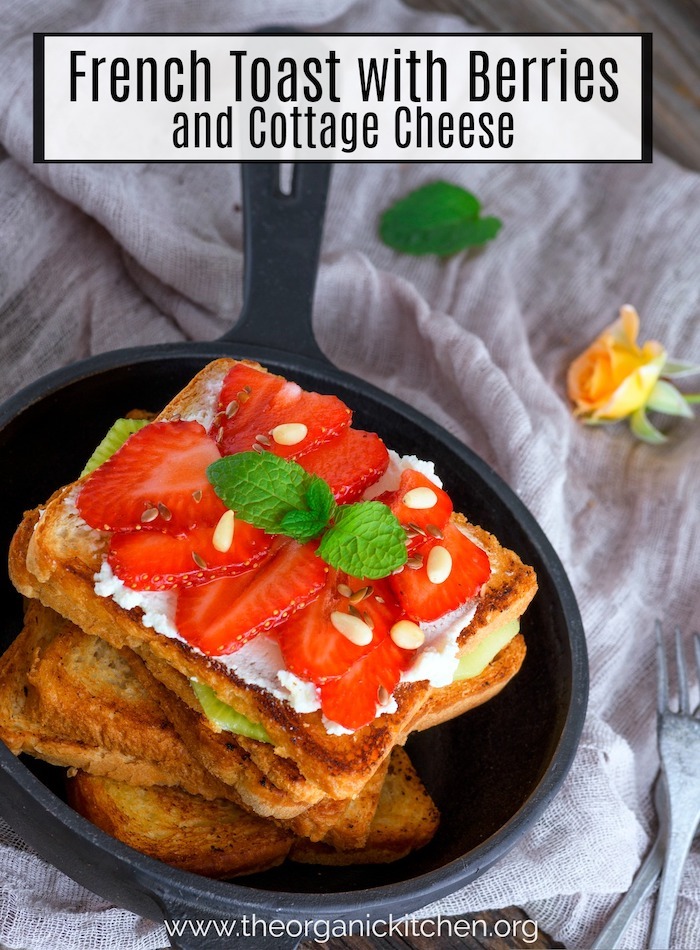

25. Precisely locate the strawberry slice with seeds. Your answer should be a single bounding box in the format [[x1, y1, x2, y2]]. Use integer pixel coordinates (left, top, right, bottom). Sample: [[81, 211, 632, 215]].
[[298, 428, 390, 503], [175, 540, 328, 655], [319, 633, 415, 731], [276, 576, 400, 682], [380, 469, 453, 553], [215, 363, 352, 459], [77, 420, 225, 534], [107, 519, 273, 591], [390, 521, 491, 623]]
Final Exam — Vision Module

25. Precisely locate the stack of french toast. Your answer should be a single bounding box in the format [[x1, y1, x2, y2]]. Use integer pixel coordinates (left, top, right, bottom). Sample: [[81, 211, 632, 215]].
[[0, 359, 536, 877]]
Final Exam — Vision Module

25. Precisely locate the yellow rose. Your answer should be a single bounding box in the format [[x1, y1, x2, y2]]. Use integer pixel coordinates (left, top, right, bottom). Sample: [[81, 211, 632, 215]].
[[567, 305, 666, 422]]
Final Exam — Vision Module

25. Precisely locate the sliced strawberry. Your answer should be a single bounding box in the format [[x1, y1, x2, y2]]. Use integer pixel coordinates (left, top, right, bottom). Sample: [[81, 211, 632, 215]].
[[215, 363, 352, 459], [107, 519, 273, 591], [77, 420, 225, 534], [390, 521, 491, 623], [276, 576, 401, 682], [175, 540, 328, 655], [298, 428, 390, 503], [380, 469, 453, 553], [319, 633, 415, 731]]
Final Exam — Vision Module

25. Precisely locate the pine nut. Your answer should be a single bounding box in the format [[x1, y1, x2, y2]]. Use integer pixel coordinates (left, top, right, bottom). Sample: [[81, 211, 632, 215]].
[[403, 487, 438, 509], [212, 510, 235, 553], [390, 620, 425, 650], [426, 545, 452, 584], [330, 611, 373, 646], [337, 583, 354, 598], [377, 685, 391, 706], [271, 422, 308, 446]]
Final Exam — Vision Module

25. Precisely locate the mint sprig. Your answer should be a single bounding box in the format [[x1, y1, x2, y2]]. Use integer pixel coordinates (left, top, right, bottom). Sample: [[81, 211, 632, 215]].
[[206, 452, 407, 579], [379, 181, 501, 257], [317, 502, 408, 579], [280, 478, 336, 545]]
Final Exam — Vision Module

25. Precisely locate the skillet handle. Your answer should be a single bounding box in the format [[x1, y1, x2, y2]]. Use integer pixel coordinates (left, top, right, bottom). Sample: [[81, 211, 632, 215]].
[[219, 163, 333, 367]]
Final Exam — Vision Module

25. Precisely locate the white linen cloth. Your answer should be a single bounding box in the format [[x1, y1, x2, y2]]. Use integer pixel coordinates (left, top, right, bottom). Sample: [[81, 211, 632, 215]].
[[1, 1, 699, 947]]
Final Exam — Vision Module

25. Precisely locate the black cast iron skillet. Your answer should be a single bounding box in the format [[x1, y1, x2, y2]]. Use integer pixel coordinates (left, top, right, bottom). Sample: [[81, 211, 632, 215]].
[[0, 163, 587, 950]]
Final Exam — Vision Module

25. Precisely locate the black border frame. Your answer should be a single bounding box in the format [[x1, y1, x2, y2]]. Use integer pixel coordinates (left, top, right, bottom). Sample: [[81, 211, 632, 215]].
[[33, 31, 653, 164]]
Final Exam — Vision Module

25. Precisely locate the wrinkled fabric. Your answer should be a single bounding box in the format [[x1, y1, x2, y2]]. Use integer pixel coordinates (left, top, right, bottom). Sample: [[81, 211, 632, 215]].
[[1, 1, 699, 947]]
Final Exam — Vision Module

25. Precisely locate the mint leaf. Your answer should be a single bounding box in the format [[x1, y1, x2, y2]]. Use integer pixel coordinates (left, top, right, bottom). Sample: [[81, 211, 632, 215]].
[[317, 501, 408, 579], [379, 181, 501, 257], [207, 452, 313, 534], [305, 478, 336, 525], [208, 452, 407, 578], [280, 479, 335, 543]]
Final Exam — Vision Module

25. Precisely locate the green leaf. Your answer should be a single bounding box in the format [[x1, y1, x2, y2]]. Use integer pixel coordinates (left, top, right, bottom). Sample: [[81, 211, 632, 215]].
[[646, 380, 694, 419], [279, 508, 328, 544], [317, 501, 408, 579], [629, 407, 667, 445], [662, 359, 700, 378], [207, 452, 313, 534], [305, 478, 336, 525], [379, 181, 502, 257], [208, 452, 407, 578]]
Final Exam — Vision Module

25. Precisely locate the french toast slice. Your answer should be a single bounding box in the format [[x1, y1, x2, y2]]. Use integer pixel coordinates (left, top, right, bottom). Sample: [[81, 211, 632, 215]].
[[66, 746, 436, 876], [290, 746, 439, 865], [66, 771, 293, 878], [3, 600, 387, 845], [10, 358, 536, 798], [0, 602, 235, 796]]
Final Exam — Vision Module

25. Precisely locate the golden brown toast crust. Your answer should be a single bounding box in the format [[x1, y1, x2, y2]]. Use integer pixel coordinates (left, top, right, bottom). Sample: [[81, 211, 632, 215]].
[[0, 603, 234, 796], [67, 746, 436, 875], [66, 772, 293, 878], [9, 357, 536, 797], [125, 644, 325, 807], [0, 600, 382, 845], [12, 505, 431, 798], [290, 747, 439, 865]]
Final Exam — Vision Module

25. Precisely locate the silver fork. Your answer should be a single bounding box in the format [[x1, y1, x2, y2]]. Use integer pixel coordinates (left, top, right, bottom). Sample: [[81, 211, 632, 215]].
[[649, 624, 700, 949]]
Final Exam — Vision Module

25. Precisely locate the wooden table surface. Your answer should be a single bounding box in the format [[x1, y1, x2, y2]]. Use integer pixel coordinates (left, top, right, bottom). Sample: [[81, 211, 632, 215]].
[[302, 2, 699, 949]]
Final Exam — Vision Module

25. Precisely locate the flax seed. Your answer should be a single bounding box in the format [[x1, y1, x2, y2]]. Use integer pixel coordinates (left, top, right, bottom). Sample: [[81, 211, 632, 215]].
[[349, 585, 372, 605]]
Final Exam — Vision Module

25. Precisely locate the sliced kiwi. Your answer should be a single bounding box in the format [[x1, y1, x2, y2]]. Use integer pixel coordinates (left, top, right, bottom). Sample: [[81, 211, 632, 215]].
[[452, 619, 520, 682], [191, 680, 272, 743], [81, 417, 150, 476]]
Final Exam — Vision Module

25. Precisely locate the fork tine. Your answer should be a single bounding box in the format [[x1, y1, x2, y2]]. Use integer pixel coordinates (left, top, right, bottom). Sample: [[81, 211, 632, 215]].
[[656, 620, 668, 714], [675, 627, 690, 715]]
